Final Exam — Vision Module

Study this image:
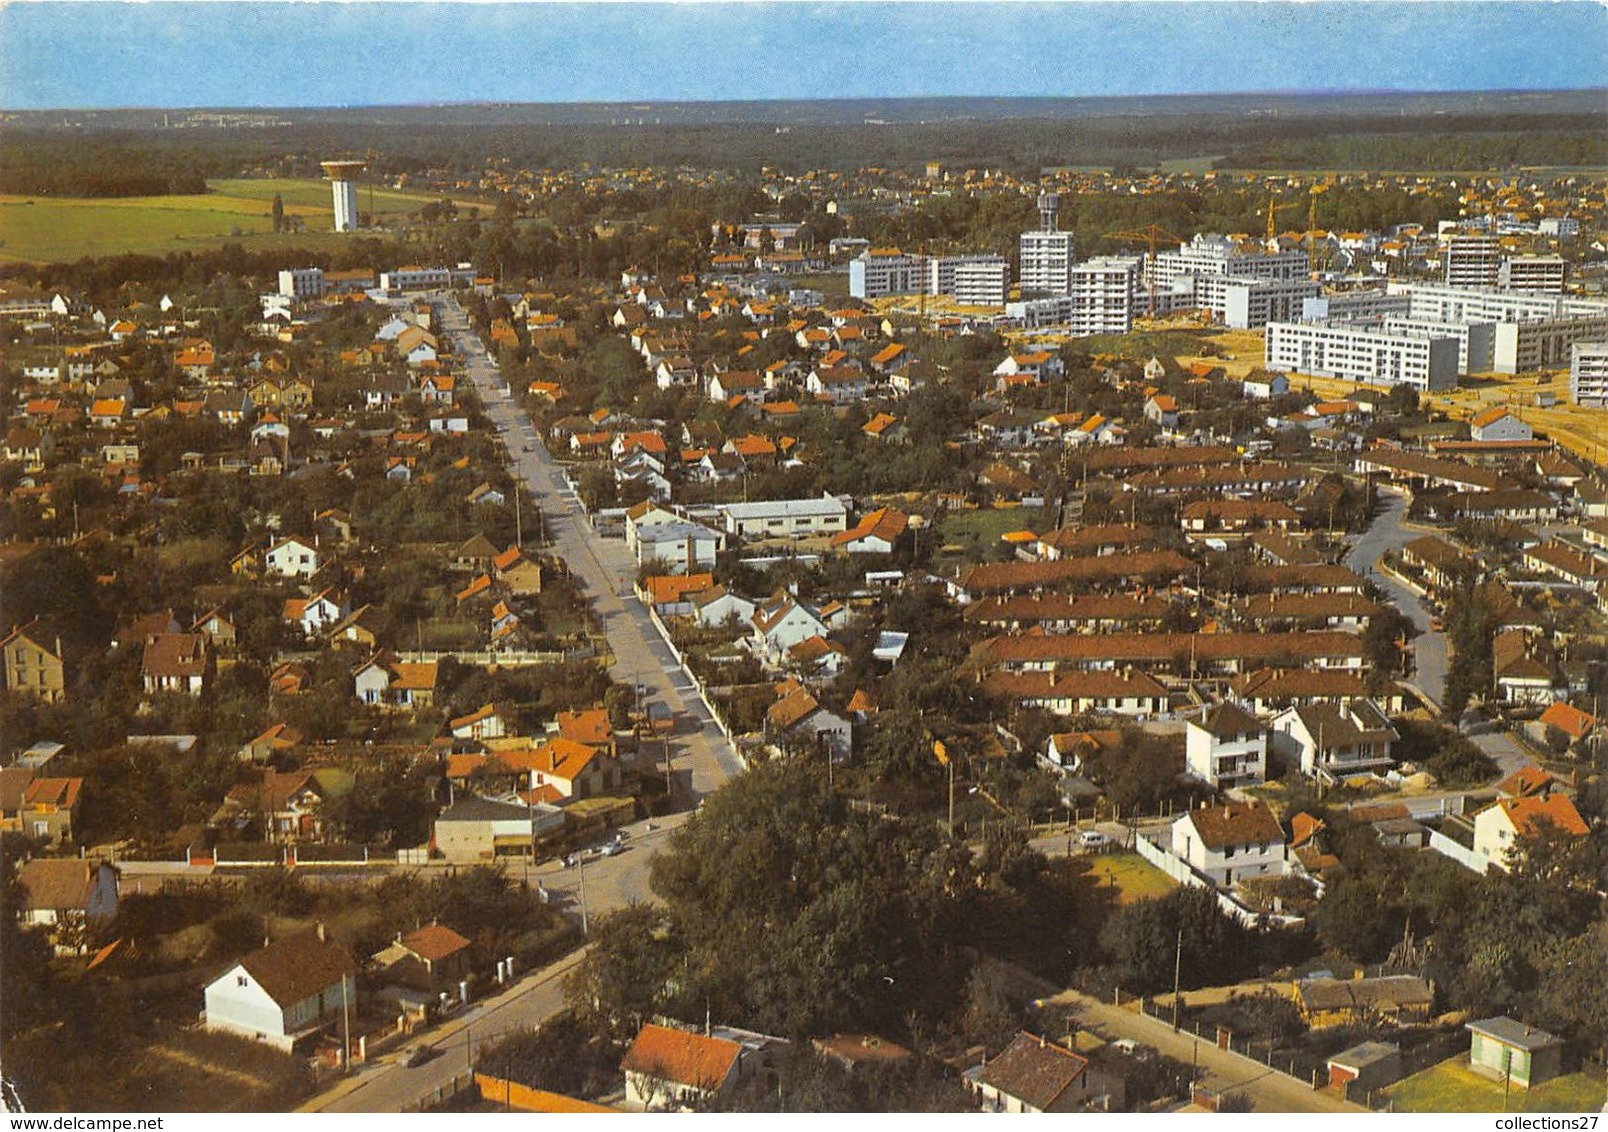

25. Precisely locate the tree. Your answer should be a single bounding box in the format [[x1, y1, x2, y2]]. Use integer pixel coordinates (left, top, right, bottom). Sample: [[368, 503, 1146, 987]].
[[642, 759, 976, 1038], [271, 193, 284, 234], [565, 904, 684, 1037]]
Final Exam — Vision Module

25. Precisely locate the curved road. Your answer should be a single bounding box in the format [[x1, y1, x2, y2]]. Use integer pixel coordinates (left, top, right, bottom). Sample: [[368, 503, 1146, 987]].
[[1343, 488, 1447, 707]]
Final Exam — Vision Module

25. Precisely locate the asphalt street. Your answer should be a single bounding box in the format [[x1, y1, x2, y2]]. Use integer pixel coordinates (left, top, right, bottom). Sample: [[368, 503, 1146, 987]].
[[1344, 488, 1448, 706]]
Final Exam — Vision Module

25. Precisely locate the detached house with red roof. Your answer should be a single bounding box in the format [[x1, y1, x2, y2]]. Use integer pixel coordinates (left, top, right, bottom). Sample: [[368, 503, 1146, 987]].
[[371, 923, 473, 993], [621, 1021, 786, 1111], [1472, 793, 1589, 873]]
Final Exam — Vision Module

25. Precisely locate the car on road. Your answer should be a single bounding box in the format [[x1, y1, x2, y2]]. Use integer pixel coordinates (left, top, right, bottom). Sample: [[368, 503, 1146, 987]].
[[404, 1044, 440, 1068], [523, 444, 534, 452], [1079, 830, 1111, 848], [598, 841, 623, 857]]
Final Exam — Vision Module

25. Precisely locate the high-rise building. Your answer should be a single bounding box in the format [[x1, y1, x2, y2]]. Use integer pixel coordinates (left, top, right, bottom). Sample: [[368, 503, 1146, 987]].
[[1443, 233, 1500, 288], [1017, 192, 1076, 297], [849, 249, 922, 299], [926, 255, 1010, 306], [1570, 341, 1608, 406], [1498, 255, 1566, 295], [320, 160, 367, 233]]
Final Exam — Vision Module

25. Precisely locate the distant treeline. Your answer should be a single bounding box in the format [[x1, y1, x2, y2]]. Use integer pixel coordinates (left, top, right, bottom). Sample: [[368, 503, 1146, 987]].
[[0, 135, 210, 197], [1, 107, 1604, 200]]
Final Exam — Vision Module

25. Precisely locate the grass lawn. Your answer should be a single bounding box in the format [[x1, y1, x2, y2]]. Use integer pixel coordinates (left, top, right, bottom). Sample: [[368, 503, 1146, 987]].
[[1085, 852, 1177, 905], [1385, 1057, 1607, 1114], [0, 177, 464, 265], [933, 505, 1047, 568]]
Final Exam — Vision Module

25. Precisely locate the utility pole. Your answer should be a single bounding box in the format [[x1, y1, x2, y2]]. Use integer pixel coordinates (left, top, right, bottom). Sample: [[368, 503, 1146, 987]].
[[1171, 926, 1184, 1031]]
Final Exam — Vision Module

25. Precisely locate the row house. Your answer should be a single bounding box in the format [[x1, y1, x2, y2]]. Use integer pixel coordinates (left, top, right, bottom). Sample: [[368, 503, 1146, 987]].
[[981, 668, 1169, 718]]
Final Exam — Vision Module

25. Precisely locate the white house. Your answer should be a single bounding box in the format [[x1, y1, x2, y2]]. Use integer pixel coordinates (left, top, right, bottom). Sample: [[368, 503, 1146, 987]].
[[16, 859, 119, 950], [1270, 700, 1397, 782], [1470, 408, 1533, 443], [1472, 793, 1589, 873], [265, 536, 320, 579], [1169, 801, 1288, 887], [766, 684, 853, 761], [690, 586, 757, 630], [1240, 371, 1291, 400], [751, 593, 830, 662], [620, 1023, 748, 1111], [1185, 702, 1268, 788], [634, 519, 724, 575], [203, 926, 358, 1052]]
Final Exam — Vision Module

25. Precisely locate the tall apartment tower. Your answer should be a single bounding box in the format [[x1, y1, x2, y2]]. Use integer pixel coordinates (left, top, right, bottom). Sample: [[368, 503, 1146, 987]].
[[1018, 192, 1076, 297], [321, 160, 367, 233], [1444, 233, 1500, 288]]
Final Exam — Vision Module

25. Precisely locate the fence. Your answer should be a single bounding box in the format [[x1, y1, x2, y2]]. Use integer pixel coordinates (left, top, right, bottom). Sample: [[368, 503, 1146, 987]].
[[405, 1071, 477, 1113], [392, 647, 591, 667], [1427, 828, 1489, 875], [1132, 834, 1305, 929], [1134, 998, 1329, 1092], [644, 603, 743, 757]]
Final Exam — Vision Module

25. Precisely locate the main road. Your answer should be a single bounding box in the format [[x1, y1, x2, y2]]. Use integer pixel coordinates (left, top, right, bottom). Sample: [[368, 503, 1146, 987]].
[[436, 294, 744, 796], [300, 300, 747, 1113]]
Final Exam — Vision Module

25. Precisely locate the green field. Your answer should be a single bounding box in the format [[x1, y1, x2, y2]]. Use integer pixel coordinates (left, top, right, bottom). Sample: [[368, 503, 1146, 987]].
[[933, 505, 1048, 568], [1086, 852, 1177, 905], [1385, 1058, 1607, 1114], [0, 178, 460, 266]]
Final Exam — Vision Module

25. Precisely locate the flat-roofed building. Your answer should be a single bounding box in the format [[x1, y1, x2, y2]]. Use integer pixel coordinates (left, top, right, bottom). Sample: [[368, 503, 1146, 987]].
[[1266, 320, 1459, 391]]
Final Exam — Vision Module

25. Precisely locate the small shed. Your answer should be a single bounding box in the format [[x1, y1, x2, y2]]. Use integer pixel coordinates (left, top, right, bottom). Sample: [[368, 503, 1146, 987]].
[[1327, 1041, 1402, 1094], [1466, 1017, 1565, 1089]]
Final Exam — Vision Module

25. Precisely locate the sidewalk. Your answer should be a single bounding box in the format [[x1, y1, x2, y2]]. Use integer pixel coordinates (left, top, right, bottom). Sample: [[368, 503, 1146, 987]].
[[295, 945, 592, 1113], [1046, 988, 1366, 1113]]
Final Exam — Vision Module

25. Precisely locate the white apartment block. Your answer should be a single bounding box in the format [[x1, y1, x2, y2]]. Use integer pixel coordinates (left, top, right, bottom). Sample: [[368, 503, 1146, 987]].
[[1391, 283, 1608, 325], [1443, 233, 1500, 288], [1498, 255, 1566, 294], [1146, 235, 1312, 329], [1266, 321, 1460, 392], [926, 255, 1010, 306], [1302, 291, 1413, 323], [1152, 234, 1310, 287], [1068, 256, 1140, 334], [1570, 342, 1608, 406], [1497, 315, 1608, 376], [1195, 273, 1319, 330], [1539, 217, 1580, 239], [277, 268, 326, 301], [850, 249, 922, 299], [1017, 230, 1077, 297], [377, 265, 476, 292], [1381, 317, 1496, 374]]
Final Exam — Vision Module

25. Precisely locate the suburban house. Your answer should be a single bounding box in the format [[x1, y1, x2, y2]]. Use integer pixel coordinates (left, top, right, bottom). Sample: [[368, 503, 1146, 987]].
[[352, 654, 438, 710], [1185, 702, 1268, 788], [1, 622, 67, 702], [203, 926, 359, 1052], [265, 536, 321, 579], [968, 1032, 1090, 1113], [633, 517, 724, 575], [766, 683, 853, 761], [980, 668, 1169, 718], [8, 776, 84, 845], [1471, 793, 1589, 872], [224, 771, 329, 843], [141, 632, 213, 696], [1169, 801, 1288, 887], [1469, 408, 1533, 443], [691, 586, 757, 630], [15, 859, 119, 950], [620, 1022, 784, 1111], [830, 507, 909, 555], [432, 796, 565, 864], [370, 923, 473, 993], [751, 592, 831, 663], [1270, 700, 1397, 782], [1465, 1017, 1565, 1090]]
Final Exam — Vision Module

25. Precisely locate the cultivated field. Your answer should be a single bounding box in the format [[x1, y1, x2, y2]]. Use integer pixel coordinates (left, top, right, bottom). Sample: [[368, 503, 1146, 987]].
[[0, 177, 457, 266]]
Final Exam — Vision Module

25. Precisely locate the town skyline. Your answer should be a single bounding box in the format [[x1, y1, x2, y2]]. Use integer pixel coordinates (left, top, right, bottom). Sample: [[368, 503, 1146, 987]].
[[2, 1, 1606, 111]]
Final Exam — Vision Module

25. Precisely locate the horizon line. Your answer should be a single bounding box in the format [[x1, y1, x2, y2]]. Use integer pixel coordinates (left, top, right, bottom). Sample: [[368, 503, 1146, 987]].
[[9, 86, 1606, 115]]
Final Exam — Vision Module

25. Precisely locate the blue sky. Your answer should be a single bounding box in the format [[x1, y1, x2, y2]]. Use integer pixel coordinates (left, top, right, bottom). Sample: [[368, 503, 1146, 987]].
[[1, 1, 1605, 109]]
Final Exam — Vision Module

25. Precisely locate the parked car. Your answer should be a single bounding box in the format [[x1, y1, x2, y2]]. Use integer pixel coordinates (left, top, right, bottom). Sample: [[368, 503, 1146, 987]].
[[1080, 830, 1111, 848], [405, 1044, 439, 1068]]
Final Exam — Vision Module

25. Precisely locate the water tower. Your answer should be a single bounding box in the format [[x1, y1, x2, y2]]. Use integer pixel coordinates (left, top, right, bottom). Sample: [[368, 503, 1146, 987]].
[[320, 160, 367, 232], [1038, 192, 1060, 233]]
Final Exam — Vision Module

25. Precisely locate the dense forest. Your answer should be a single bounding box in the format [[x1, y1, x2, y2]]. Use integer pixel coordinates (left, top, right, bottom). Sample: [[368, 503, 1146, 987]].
[[2, 101, 1604, 198]]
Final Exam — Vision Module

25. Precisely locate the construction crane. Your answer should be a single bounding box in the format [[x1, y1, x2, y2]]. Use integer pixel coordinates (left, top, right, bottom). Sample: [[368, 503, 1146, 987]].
[[1105, 223, 1188, 319], [1265, 197, 1305, 249]]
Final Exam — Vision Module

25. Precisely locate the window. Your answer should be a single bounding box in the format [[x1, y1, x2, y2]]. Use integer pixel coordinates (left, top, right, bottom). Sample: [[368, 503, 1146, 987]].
[[238, 975, 248, 987]]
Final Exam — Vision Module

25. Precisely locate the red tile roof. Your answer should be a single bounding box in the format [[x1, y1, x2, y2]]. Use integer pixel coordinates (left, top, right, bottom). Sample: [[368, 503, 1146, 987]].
[[620, 1023, 742, 1091]]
